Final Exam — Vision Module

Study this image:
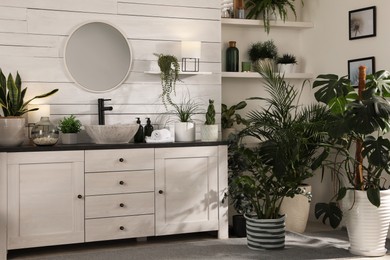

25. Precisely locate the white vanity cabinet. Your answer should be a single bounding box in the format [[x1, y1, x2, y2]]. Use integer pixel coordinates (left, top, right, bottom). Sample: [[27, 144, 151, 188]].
[[6, 151, 85, 250], [84, 148, 155, 242], [155, 146, 228, 239]]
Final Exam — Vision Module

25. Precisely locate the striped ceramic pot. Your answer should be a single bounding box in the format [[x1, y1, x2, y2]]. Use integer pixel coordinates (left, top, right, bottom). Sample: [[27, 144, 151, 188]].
[[244, 214, 285, 250], [343, 189, 390, 257]]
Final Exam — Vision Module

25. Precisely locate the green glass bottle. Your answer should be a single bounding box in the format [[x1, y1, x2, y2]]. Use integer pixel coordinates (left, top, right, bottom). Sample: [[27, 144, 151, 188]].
[[226, 41, 239, 72]]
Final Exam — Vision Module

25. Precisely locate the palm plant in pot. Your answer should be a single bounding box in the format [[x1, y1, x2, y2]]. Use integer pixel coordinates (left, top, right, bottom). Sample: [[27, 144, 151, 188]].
[[0, 69, 58, 146], [232, 62, 329, 249], [201, 99, 218, 141], [245, 0, 304, 34], [313, 66, 390, 257], [58, 115, 82, 144]]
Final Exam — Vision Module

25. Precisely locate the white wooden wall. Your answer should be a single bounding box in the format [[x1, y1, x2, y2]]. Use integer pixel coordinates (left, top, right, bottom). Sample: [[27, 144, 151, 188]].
[[0, 0, 221, 138]]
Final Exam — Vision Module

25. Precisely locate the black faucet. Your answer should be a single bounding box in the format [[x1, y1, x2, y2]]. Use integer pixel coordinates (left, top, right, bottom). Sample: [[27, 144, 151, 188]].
[[98, 98, 113, 125]]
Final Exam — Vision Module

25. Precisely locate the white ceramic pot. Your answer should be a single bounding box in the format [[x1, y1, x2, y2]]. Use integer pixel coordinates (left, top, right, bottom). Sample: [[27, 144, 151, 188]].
[[279, 185, 311, 233], [343, 189, 390, 257], [174, 122, 195, 142], [278, 64, 295, 74], [201, 125, 218, 141], [61, 133, 78, 144], [0, 117, 26, 146]]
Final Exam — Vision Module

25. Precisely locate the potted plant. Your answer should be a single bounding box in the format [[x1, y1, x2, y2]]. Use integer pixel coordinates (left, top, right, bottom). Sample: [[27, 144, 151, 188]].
[[248, 40, 278, 66], [169, 94, 201, 142], [201, 99, 218, 141], [313, 66, 390, 257], [0, 69, 58, 147], [234, 61, 328, 246], [221, 101, 247, 140], [154, 53, 181, 109], [276, 53, 297, 74], [245, 0, 304, 34], [58, 115, 82, 144]]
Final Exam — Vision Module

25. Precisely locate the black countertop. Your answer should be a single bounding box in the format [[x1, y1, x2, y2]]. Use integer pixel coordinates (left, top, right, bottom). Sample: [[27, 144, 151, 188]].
[[0, 141, 228, 153]]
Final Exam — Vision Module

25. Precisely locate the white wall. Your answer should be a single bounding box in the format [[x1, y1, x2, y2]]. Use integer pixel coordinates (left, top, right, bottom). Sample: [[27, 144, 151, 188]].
[[0, 0, 221, 140]]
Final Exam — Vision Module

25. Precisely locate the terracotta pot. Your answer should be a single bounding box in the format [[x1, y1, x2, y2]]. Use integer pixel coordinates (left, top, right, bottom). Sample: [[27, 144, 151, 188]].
[[0, 117, 25, 146]]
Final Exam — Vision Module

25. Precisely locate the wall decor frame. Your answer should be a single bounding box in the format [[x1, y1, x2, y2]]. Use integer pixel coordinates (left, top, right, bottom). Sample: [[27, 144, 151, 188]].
[[349, 6, 376, 40], [348, 56, 375, 86]]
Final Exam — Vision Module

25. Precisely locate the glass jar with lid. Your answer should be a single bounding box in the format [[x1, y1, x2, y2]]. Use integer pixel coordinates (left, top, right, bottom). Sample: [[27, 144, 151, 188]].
[[31, 117, 59, 146]]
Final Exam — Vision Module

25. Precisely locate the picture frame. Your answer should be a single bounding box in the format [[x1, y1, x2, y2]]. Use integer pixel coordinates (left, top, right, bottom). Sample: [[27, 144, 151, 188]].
[[348, 56, 375, 86], [349, 6, 376, 40]]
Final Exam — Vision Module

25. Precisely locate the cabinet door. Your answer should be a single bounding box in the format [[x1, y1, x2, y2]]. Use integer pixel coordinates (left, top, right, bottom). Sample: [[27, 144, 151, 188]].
[[7, 151, 84, 249], [155, 147, 219, 236]]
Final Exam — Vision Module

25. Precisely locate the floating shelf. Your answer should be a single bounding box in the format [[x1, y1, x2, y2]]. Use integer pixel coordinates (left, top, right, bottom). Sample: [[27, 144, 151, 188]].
[[221, 18, 314, 29], [222, 72, 314, 79], [144, 71, 212, 75]]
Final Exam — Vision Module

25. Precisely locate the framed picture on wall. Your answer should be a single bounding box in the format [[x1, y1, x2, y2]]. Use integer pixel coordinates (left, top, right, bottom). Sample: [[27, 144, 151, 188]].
[[349, 6, 376, 40], [348, 56, 375, 86]]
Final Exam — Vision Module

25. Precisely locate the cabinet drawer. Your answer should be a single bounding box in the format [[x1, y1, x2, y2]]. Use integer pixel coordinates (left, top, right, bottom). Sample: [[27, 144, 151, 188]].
[[85, 215, 154, 242], [85, 170, 154, 195], [85, 193, 154, 219], [85, 149, 154, 172]]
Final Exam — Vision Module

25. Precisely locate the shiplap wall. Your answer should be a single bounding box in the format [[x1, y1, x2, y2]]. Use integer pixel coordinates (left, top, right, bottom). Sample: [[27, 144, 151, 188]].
[[0, 0, 221, 140]]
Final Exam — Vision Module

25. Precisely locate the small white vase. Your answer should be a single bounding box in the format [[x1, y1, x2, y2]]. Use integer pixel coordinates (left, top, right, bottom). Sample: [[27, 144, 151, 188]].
[[174, 122, 195, 142], [0, 117, 25, 146], [61, 133, 78, 144], [279, 185, 311, 233], [201, 125, 218, 141], [278, 64, 295, 74], [343, 189, 390, 257]]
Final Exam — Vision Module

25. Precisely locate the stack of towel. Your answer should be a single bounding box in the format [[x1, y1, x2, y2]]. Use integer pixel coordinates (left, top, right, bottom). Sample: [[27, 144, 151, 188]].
[[145, 129, 174, 143]]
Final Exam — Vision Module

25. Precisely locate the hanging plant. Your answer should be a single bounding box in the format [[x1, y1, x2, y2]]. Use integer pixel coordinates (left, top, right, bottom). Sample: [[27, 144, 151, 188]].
[[154, 53, 180, 109]]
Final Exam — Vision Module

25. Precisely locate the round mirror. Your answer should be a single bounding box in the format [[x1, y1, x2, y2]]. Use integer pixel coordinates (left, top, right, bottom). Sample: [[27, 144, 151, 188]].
[[64, 22, 132, 92]]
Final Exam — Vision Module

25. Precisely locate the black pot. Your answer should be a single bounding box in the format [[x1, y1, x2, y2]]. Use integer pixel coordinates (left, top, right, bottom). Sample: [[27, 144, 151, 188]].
[[232, 214, 247, 237]]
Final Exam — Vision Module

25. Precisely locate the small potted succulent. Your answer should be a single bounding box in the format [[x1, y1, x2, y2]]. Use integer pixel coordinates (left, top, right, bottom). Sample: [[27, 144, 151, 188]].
[[276, 53, 297, 74], [201, 99, 218, 141], [58, 115, 82, 144]]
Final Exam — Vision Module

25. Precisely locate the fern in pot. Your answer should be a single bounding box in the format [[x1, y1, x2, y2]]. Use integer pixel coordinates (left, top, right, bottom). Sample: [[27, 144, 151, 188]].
[[58, 115, 82, 144], [201, 99, 218, 141], [0, 69, 58, 146]]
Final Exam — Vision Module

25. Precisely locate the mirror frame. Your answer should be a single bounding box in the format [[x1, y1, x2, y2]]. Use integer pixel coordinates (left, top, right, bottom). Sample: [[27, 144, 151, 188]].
[[64, 21, 132, 93]]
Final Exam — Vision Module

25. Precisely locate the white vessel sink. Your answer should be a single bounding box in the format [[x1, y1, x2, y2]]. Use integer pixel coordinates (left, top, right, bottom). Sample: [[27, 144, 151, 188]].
[[85, 124, 139, 144]]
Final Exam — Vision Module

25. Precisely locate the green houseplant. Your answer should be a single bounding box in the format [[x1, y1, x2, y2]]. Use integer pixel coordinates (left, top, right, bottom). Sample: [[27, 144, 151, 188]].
[[277, 53, 297, 74], [201, 99, 218, 141], [232, 61, 328, 249], [0, 69, 58, 146], [245, 0, 304, 34], [313, 67, 390, 256], [154, 53, 181, 108], [58, 115, 82, 144], [248, 40, 278, 63], [221, 100, 247, 140]]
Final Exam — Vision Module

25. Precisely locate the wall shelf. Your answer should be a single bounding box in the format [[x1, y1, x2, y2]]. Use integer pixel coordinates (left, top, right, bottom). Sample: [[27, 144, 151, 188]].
[[221, 18, 313, 29], [144, 71, 212, 75], [222, 72, 314, 79]]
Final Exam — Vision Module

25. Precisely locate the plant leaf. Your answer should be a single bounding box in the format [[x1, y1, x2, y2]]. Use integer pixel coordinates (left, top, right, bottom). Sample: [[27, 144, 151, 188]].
[[314, 202, 342, 229], [367, 187, 380, 207]]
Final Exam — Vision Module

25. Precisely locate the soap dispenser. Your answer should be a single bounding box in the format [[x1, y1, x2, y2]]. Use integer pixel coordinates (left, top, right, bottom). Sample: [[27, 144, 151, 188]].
[[134, 117, 144, 143], [144, 117, 154, 138]]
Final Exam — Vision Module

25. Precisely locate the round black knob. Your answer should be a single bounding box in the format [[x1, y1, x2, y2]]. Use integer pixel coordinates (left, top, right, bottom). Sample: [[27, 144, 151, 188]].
[[119, 226, 125, 230], [159, 190, 164, 194], [119, 181, 125, 185], [119, 158, 124, 162], [119, 203, 125, 207], [77, 194, 83, 199]]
